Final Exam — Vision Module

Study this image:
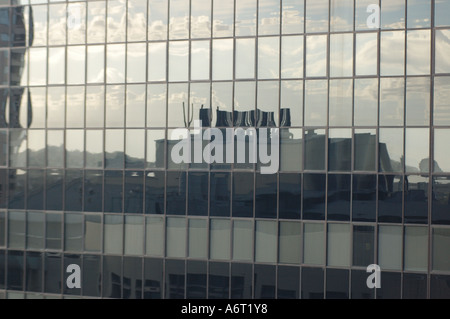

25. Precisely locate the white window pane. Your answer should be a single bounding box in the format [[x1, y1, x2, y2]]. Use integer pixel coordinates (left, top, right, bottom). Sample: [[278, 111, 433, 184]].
[[379, 225, 402, 270], [210, 219, 230, 260], [327, 223, 351, 267]]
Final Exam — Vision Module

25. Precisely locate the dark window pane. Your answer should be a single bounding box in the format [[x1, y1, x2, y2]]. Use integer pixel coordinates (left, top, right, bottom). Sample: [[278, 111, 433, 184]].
[[103, 256, 122, 299], [187, 261, 207, 299], [165, 259, 185, 299], [279, 173, 301, 219], [210, 172, 231, 217], [124, 171, 144, 214], [144, 258, 163, 299], [326, 268, 349, 299], [303, 174, 326, 220], [432, 176, 450, 225], [209, 262, 229, 299], [63, 254, 81, 296], [277, 266, 299, 299], [83, 255, 101, 297], [46, 213, 62, 250], [7, 251, 24, 291], [254, 264, 275, 299], [0, 250, 4, 289], [44, 252, 61, 294], [255, 173, 277, 218], [301, 267, 324, 299], [104, 170, 123, 213], [305, 129, 326, 171], [123, 257, 143, 299], [328, 130, 352, 171], [9, 169, 25, 209], [0, 212, 4, 247], [65, 170, 83, 212], [232, 172, 254, 218], [145, 171, 165, 214], [166, 171, 186, 215], [354, 130, 377, 171], [403, 273, 427, 299], [351, 270, 375, 299], [27, 169, 44, 210], [352, 175, 376, 222], [376, 272, 401, 299], [26, 252, 42, 293], [84, 170, 103, 212], [0, 169, 6, 209], [327, 174, 351, 221], [353, 225, 374, 267], [378, 175, 403, 223], [46, 169, 63, 211], [231, 263, 252, 299], [188, 172, 208, 216], [404, 175, 429, 224], [65, 213, 83, 252], [431, 275, 450, 299]]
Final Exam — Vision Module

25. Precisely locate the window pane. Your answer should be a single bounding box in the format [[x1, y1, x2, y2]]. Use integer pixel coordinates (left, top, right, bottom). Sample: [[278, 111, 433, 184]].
[[166, 171, 186, 214], [66, 130, 84, 168], [167, 83, 188, 128], [407, 0, 430, 28], [48, 48, 65, 85], [84, 214, 101, 252], [305, 129, 326, 171], [306, 0, 328, 33], [329, 79, 353, 126], [187, 261, 207, 299], [188, 219, 207, 259], [380, 31, 404, 76], [280, 81, 302, 127], [306, 35, 327, 77], [146, 216, 164, 256], [235, 0, 257, 36], [232, 172, 254, 218], [379, 128, 404, 173], [125, 215, 144, 256], [86, 86, 104, 128], [404, 226, 428, 271], [106, 44, 125, 83], [432, 228, 450, 271], [282, 0, 304, 34], [378, 175, 403, 223], [188, 172, 208, 216], [280, 129, 302, 172], [352, 175, 376, 222], [65, 213, 82, 252], [328, 129, 352, 171], [235, 38, 255, 79], [330, 0, 353, 32], [66, 86, 86, 128], [405, 175, 429, 224], [258, 37, 279, 79], [436, 30, 450, 74], [127, 43, 146, 83], [403, 273, 427, 299], [147, 84, 167, 128], [127, 0, 147, 42], [407, 30, 430, 75], [8, 211, 25, 249], [303, 223, 325, 265], [47, 87, 65, 129], [29, 48, 47, 86], [145, 172, 165, 215], [213, 0, 234, 38], [169, 0, 189, 39], [381, 0, 405, 29], [305, 80, 327, 126], [327, 174, 351, 221], [210, 172, 231, 217], [212, 39, 233, 81], [279, 221, 301, 264], [330, 34, 353, 77], [104, 215, 123, 255], [148, 0, 168, 40], [405, 128, 429, 173], [212, 82, 233, 128], [254, 264, 276, 298], [352, 225, 374, 267], [435, 0, 450, 27], [107, 87, 126, 129], [327, 223, 351, 267], [67, 46, 85, 85], [258, 0, 280, 35], [232, 220, 252, 261], [87, 45, 105, 84], [148, 42, 167, 82], [210, 219, 230, 260], [378, 225, 402, 270], [28, 130, 45, 167], [303, 173, 326, 220], [46, 213, 62, 250], [281, 36, 303, 79], [326, 269, 349, 299], [355, 33, 378, 76], [166, 217, 186, 258], [433, 176, 450, 224], [105, 129, 124, 169], [27, 212, 44, 250], [434, 77, 450, 126], [87, 1, 106, 43], [126, 85, 146, 128], [301, 267, 324, 299], [278, 266, 300, 299], [406, 77, 430, 126], [255, 220, 277, 263], [125, 129, 145, 168], [191, 41, 210, 80], [107, 0, 126, 42], [191, 0, 211, 38], [257, 81, 279, 127]]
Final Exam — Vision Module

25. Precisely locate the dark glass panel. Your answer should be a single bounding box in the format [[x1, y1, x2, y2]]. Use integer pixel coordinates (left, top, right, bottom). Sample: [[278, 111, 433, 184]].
[[25, 252, 42, 293], [303, 174, 326, 220], [404, 175, 429, 224], [124, 171, 144, 214], [83, 254, 101, 297], [352, 175, 376, 222], [209, 262, 229, 299], [210, 172, 231, 217], [327, 174, 351, 221], [277, 266, 299, 299], [352, 225, 374, 267], [9, 169, 25, 209], [432, 176, 450, 224], [0, 250, 4, 289], [145, 171, 165, 214], [165, 259, 185, 299], [166, 171, 186, 215], [103, 256, 122, 299], [44, 253, 61, 294], [376, 272, 401, 299], [187, 260, 207, 299], [378, 175, 403, 223], [188, 172, 208, 216], [301, 267, 324, 299], [254, 264, 276, 299], [27, 169, 44, 210], [84, 170, 103, 213], [46, 169, 63, 211], [351, 270, 375, 299], [65, 170, 83, 212], [144, 258, 163, 299], [279, 173, 301, 220], [231, 263, 252, 299], [123, 257, 143, 299], [255, 173, 277, 219], [326, 268, 349, 299], [46, 213, 62, 250], [63, 254, 81, 296], [232, 172, 254, 218], [104, 170, 123, 213], [304, 129, 326, 171], [431, 275, 450, 299], [402, 273, 427, 299]]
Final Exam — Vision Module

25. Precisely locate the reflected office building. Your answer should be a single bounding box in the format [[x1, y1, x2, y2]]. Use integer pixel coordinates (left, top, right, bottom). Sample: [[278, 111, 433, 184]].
[[0, 0, 450, 299]]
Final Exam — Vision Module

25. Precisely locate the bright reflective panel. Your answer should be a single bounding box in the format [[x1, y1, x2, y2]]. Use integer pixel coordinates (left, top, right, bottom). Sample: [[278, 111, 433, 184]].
[[281, 36, 303, 79], [380, 78, 404, 126], [303, 223, 325, 265], [148, 42, 167, 82], [282, 0, 304, 34], [85, 130, 103, 169], [87, 45, 105, 84], [147, 84, 167, 128], [67, 46, 85, 85], [169, 41, 189, 82], [355, 33, 378, 76], [107, 0, 126, 43], [306, 0, 329, 33], [105, 85, 125, 128], [169, 0, 189, 39], [235, 0, 257, 36], [168, 83, 188, 128], [191, 41, 210, 81], [48, 47, 65, 85], [29, 48, 46, 86], [406, 77, 430, 126], [86, 86, 105, 128], [106, 44, 125, 83], [330, 33, 353, 77], [213, 39, 233, 81], [127, 0, 147, 42], [66, 86, 85, 128], [235, 38, 255, 79], [87, 1, 106, 43], [281, 80, 303, 127], [330, 0, 353, 32], [191, 0, 211, 38], [407, 0, 430, 28], [213, 0, 234, 38], [48, 3, 66, 45], [305, 80, 327, 127], [127, 43, 146, 83], [47, 130, 64, 168], [407, 30, 430, 75], [354, 78, 378, 126], [257, 81, 279, 126], [126, 129, 145, 168], [105, 129, 124, 169], [329, 79, 352, 127], [405, 128, 429, 173], [47, 87, 65, 128], [148, 0, 168, 40], [65, 130, 84, 168], [436, 30, 450, 74], [380, 31, 404, 76], [381, 0, 405, 29], [434, 129, 450, 173], [435, 0, 450, 27], [306, 35, 327, 77], [126, 85, 146, 128], [258, 0, 280, 35], [258, 37, 279, 79]]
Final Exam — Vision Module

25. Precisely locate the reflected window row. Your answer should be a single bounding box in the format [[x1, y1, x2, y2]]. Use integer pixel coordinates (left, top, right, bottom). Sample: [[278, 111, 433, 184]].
[[2, 252, 449, 299], [1, 172, 450, 224], [1, 31, 449, 86], [1, 0, 449, 51]]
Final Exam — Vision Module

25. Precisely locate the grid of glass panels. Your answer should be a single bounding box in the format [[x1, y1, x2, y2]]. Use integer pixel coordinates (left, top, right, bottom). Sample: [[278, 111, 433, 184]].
[[0, 0, 449, 299]]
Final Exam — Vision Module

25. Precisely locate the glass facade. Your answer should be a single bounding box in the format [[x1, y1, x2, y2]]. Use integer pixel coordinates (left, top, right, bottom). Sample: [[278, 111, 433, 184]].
[[0, 0, 449, 299]]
